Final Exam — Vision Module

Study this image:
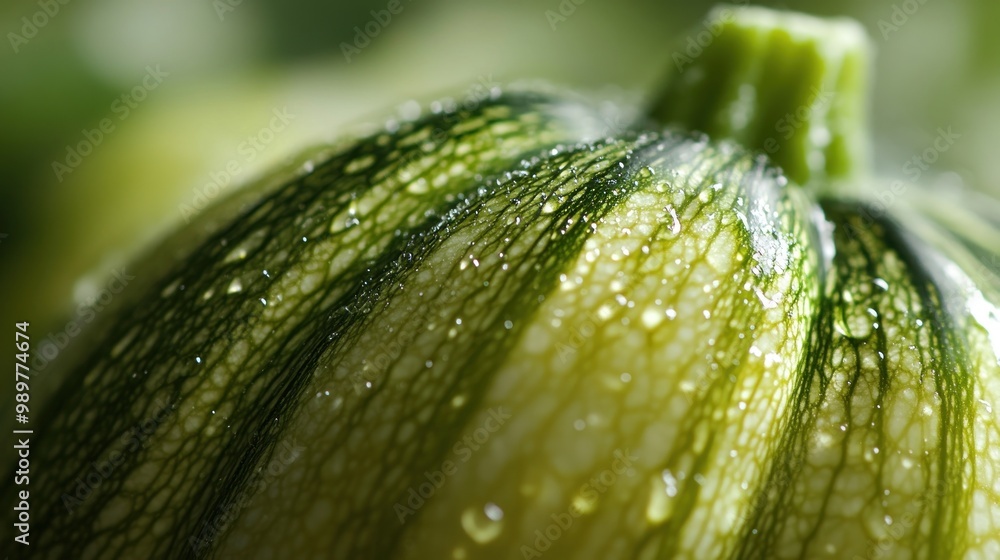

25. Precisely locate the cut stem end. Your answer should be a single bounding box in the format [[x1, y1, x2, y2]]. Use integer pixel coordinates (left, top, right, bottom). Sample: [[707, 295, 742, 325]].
[[651, 5, 873, 187]]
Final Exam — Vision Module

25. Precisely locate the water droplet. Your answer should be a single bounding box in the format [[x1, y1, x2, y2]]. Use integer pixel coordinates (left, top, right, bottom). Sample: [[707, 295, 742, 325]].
[[503, 320, 513, 330], [641, 307, 662, 329], [571, 488, 598, 514], [345, 154, 376, 174], [226, 248, 248, 263], [573, 419, 586, 431], [596, 305, 613, 320], [461, 506, 503, 544], [978, 399, 993, 414], [661, 470, 678, 497], [834, 303, 874, 340], [484, 502, 504, 521], [665, 205, 680, 235], [398, 99, 421, 121], [646, 474, 674, 524], [407, 178, 429, 194]]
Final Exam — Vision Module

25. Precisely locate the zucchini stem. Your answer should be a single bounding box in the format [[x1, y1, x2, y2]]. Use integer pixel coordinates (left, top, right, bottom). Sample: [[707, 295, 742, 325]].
[[650, 4, 873, 186]]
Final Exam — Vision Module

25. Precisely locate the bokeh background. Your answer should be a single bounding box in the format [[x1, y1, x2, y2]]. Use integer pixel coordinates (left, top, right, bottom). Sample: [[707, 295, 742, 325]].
[[1, 0, 999, 397]]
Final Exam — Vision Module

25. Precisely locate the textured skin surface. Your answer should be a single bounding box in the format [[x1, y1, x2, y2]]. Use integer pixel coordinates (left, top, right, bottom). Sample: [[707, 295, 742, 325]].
[[3, 89, 999, 559]]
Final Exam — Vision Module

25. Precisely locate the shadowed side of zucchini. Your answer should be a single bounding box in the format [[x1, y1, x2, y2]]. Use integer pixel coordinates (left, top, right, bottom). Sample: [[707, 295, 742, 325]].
[[734, 200, 993, 559], [5, 90, 621, 558]]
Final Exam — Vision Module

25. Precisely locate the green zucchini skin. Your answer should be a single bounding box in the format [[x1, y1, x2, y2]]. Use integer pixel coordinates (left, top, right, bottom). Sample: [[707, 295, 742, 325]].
[[4, 87, 1000, 560]]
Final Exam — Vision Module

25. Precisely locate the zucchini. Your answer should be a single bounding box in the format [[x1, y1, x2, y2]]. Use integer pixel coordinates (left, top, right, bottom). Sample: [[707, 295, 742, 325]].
[[4, 5, 999, 559]]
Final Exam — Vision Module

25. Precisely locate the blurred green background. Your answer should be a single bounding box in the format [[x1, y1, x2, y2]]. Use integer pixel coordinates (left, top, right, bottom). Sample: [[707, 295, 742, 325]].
[[1, 0, 999, 395]]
